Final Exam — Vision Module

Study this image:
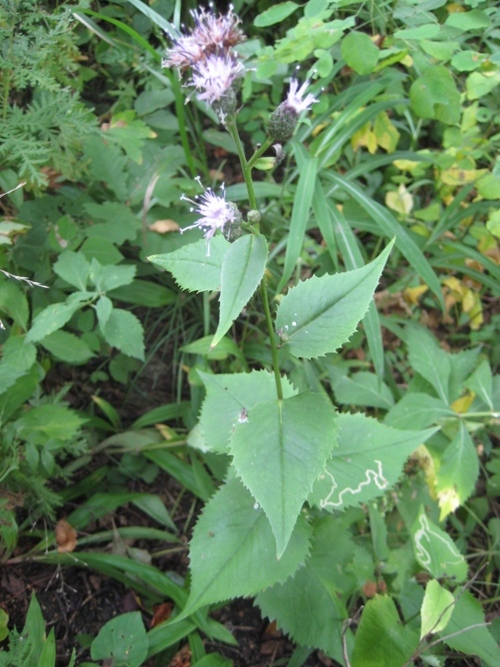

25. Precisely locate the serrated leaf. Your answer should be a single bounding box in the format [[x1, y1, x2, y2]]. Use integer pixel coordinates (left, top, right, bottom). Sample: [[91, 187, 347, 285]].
[[351, 595, 419, 667], [15, 404, 86, 444], [256, 515, 355, 664], [198, 370, 297, 453], [407, 328, 451, 403], [211, 234, 268, 349], [436, 423, 479, 520], [100, 308, 145, 360], [84, 135, 128, 201], [182, 475, 311, 616], [421, 580, 454, 638], [230, 391, 338, 557], [96, 264, 136, 292], [95, 295, 113, 329], [148, 235, 230, 293], [309, 413, 436, 511], [440, 591, 500, 667], [384, 393, 455, 430], [411, 508, 467, 582], [332, 371, 394, 410], [40, 330, 94, 364], [466, 359, 493, 410], [26, 296, 89, 343], [275, 241, 393, 359], [53, 251, 90, 290], [327, 173, 444, 309], [0, 280, 29, 329], [0, 335, 36, 392]]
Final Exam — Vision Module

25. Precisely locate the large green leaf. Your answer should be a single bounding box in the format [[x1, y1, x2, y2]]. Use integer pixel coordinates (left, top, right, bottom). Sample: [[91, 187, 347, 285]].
[[182, 475, 311, 616], [326, 172, 444, 308], [326, 196, 385, 377], [435, 423, 479, 520], [309, 413, 436, 511], [91, 613, 148, 667], [440, 591, 500, 667], [53, 250, 90, 290], [421, 580, 454, 638], [100, 308, 145, 360], [26, 293, 90, 343], [14, 404, 86, 444], [211, 234, 268, 348], [198, 370, 297, 454], [148, 235, 230, 293], [275, 241, 393, 359], [411, 508, 467, 582], [385, 393, 455, 429], [277, 156, 318, 293], [351, 595, 419, 667], [256, 515, 355, 664], [199, 371, 297, 453], [230, 391, 338, 557], [40, 330, 94, 364], [407, 327, 451, 403], [0, 335, 36, 392]]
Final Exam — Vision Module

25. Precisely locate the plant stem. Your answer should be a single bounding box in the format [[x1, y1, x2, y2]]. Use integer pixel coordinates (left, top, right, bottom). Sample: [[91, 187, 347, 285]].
[[226, 117, 283, 399], [226, 118, 258, 214]]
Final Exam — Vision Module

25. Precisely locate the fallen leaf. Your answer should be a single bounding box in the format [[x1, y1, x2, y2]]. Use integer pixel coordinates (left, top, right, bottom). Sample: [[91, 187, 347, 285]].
[[167, 644, 191, 667], [148, 220, 180, 234], [150, 602, 173, 628], [55, 519, 77, 553]]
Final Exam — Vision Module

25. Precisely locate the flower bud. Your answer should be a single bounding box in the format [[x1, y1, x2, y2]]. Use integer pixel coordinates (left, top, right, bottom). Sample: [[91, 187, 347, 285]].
[[268, 103, 299, 143]]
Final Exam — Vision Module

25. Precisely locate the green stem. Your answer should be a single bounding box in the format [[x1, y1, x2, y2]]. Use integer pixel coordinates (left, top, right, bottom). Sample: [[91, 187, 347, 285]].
[[226, 116, 283, 399], [171, 74, 197, 177], [261, 278, 283, 400], [226, 118, 258, 213]]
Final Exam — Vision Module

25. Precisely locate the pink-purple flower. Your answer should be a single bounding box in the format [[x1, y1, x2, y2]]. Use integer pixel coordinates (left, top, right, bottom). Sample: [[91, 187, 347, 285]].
[[285, 78, 318, 114], [181, 181, 240, 255], [189, 54, 245, 105]]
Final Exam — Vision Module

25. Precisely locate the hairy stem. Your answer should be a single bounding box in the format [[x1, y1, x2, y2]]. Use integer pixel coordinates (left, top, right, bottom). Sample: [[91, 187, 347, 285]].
[[226, 118, 283, 400]]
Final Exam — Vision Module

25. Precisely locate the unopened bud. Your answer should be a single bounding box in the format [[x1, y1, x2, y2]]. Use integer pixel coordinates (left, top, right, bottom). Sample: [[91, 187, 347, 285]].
[[247, 210, 261, 225], [268, 103, 299, 142]]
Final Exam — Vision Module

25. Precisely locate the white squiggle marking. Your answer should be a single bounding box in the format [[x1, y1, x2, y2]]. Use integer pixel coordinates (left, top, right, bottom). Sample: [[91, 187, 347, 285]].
[[320, 460, 388, 509], [413, 514, 463, 568]]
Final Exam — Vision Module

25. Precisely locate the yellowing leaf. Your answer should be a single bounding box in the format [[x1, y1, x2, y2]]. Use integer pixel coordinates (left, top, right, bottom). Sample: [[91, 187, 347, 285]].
[[440, 167, 485, 186], [411, 445, 437, 498], [351, 122, 377, 154], [393, 159, 420, 172], [451, 392, 475, 414], [373, 111, 400, 152], [403, 284, 428, 305], [385, 184, 413, 214]]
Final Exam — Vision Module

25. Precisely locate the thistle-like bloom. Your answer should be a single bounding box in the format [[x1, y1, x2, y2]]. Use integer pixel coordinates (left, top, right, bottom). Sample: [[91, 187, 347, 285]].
[[268, 78, 318, 142], [181, 181, 240, 255], [164, 5, 245, 72], [189, 54, 245, 105], [285, 78, 318, 114]]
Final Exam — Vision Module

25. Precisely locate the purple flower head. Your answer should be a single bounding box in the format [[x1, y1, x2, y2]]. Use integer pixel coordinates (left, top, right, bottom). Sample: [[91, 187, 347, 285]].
[[285, 78, 317, 114], [164, 4, 245, 73], [181, 179, 241, 256], [189, 53, 245, 105], [268, 77, 318, 142]]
